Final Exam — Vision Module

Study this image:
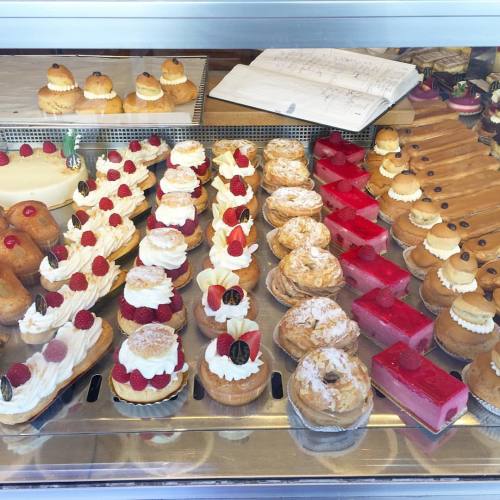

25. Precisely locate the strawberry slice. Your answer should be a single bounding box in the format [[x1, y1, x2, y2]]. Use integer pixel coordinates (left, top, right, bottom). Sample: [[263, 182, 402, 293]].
[[216, 333, 234, 356], [222, 207, 238, 227], [233, 148, 249, 168], [207, 284, 225, 311], [239, 330, 261, 361], [227, 225, 246, 247], [227, 240, 243, 257]]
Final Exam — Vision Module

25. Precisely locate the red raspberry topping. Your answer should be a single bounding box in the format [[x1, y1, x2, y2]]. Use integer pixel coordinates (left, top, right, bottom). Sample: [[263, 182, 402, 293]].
[[99, 197, 114, 211], [227, 240, 243, 257], [150, 373, 171, 389], [207, 284, 225, 311], [337, 180, 352, 193], [375, 287, 395, 308], [19, 144, 33, 157], [51, 244, 68, 261], [3, 235, 19, 249], [0, 152, 9, 166], [129, 140, 141, 152], [222, 207, 238, 227], [108, 213, 122, 227], [111, 363, 130, 383], [133, 307, 155, 324], [92, 256, 109, 276], [149, 134, 161, 146], [74, 310, 95, 330], [117, 184, 132, 198], [239, 330, 261, 361], [233, 148, 249, 167], [337, 207, 356, 222], [107, 150, 122, 163], [358, 245, 376, 261], [229, 175, 247, 197], [43, 339, 68, 363], [107, 169, 121, 181], [398, 348, 422, 371], [7, 363, 31, 387], [74, 210, 90, 225], [216, 333, 234, 357], [69, 272, 88, 292], [146, 214, 157, 230], [123, 160, 136, 174], [129, 369, 148, 391], [45, 291, 64, 308], [119, 296, 136, 320], [179, 218, 197, 236], [227, 225, 246, 247], [80, 230, 97, 247], [174, 349, 185, 372], [156, 185, 165, 201], [193, 158, 209, 175], [22, 205, 37, 217], [86, 178, 97, 191], [329, 131, 343, 144], [170, 289, 183, 313], [156, 303, 173, 322], [42, 141, 57, 154]]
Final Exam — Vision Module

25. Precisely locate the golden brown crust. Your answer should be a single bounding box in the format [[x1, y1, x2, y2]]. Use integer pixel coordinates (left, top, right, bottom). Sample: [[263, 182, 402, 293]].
[[263, 139, 305, 162], [0, 265, 31, 325], [462, 232, 500, 264], [162, 80, 197, 105], [123, 93, 175, 113], [117, 307, 187, 335], [75, 95, 123, 114], [205, 223, 258, 247], [161, 58, 186, 78], [467, 348, 500, 408], [392, 213, 429, 247], [365, 169, 395, 197], [477, 260, 500, 291], [202, 255, 260, 291], [364, 150, 384, 172], [378, 195, 413, 223], [38, 86, 83, 114], [0, 209, 7, 232], [212, 140, 258, 163]]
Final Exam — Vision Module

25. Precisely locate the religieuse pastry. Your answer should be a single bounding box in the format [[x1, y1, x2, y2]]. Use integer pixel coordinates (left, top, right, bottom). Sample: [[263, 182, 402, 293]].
[[365, 151, 409, 198], [212, 175, 259, 218], [262, 158, 313, 194], [194, 268, 258, 339], [37, 63, 83, 114], [263, 187, 323, 228], [288, 347, 373, 429], [263, 138, 306, 163], [117, 266, 187, 335], [160, 58, 197, 105], [213, 150, 261, 192], [434, 292, 499, 360], [206, 203, 257, 247], [111, 323, 188, 404], [0, 265, 31, 326], [122, 135, 171, 167], [365, 127, 401, 171], [198, 318, 270, 406], [123, 72, 175, 113], [267, 246, 344, 307], [276, 297, 360, 360], [168, 140, 211, 184], [266, 216, 330, 260], [378, 172, 422, 223], [212, 139, 258, 164], [75, 71, 123, 114], [477, 260, 500, 291]]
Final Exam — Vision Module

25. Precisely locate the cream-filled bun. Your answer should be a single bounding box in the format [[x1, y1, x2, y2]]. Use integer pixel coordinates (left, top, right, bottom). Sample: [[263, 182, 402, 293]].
[[84, 72, 114, 95], [374, 127, 400, 155], [136, 72, 163, 99], [123, 72, 175, 113], [391, 172, 420, 196], [161, 58, 186, 81], [160, 58, 197, 105], [76, 71, 123, 114], [441, 251, 478, 286], [381, 151, 409, 173], [425, 222, 461, 251], [47, 63, 78, 90], [38, 63, 83, 114], [409, 198, 441, 227], [451, 292, 496, 326]]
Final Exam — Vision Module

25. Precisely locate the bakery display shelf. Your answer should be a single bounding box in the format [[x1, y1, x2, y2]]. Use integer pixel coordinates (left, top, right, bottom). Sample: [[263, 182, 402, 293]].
[[0, 143, 499, 487]]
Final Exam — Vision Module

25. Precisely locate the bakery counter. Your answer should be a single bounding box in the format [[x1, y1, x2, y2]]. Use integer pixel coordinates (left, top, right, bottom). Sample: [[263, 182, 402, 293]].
[[0, 145, 499, 497]]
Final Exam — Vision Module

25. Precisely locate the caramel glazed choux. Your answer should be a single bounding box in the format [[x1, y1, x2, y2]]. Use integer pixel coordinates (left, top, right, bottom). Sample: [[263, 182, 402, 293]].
[[38, 63, 83, 114], [160, 58, 197, 105], [124, 72, 175, 113], [75, 71, 123, 114]]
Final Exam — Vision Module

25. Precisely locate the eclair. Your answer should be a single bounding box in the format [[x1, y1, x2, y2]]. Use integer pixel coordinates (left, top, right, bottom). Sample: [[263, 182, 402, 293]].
[[0, 265, 31, 326], [405, 128, 477, 159], [38, 63, 83, 114], [365, 151, 409, 198], [123, 72, 175, 113], [160, 58, 197, 105], [75, 72, 123, 114], [462, 232, 500, 265], [477, 260, 500, 291], [378, 172, 422, 223], [398, 119, 466, 145]]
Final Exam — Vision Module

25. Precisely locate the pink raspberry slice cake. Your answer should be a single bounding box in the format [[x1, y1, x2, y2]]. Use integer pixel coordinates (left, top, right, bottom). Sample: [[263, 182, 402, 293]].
[[351, 288, 433, 352], [340, 245, 410, 297], [314, 154, 369, 190], [313, 131, 365, 164], [371, 342, 468, 433]]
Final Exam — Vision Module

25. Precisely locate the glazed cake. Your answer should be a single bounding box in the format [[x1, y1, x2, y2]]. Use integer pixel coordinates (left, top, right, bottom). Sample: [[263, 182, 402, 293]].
[[313, 132, 365, 163], [314, 155, 369, 190]]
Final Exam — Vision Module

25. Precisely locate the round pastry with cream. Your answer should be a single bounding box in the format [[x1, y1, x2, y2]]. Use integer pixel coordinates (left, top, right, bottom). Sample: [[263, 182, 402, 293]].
[[262, 158, 313, 194], [366, 151, 409, 197], [379, 172, 422, 223], [168, 140, 211, 184], [477, 260, 500, 291], [213, 150, 261, 192], [212, 175, 259, 218], [123, 72, 175, 113], [111, 323, 188, 404], [435, 292, 499, 360], [392, 198, 442, 248], [117, 266, 187, 335], [122, 135, 170, 167], [365, 128, 401, 171], [75, 72, 123, 114], [38, 63, 83, 114], [263, 139, 306, 163], [212, 139, 258, 164], [198, 318, 270, 406], [194, 268, 258, 339], [160, 58, 197, 105], [206, 203, 257, 247]]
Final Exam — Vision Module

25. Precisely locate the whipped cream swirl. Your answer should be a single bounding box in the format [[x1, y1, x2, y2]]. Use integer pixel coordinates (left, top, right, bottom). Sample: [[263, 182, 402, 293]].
[[155, 202, 195, 227], [124, 266, 173, 309], [374, 145, 400, 155], [202, 290, 250, 323], [160, 75, 188, 85], [138, 229, 187, 270], [450, 307, 495, 334], [136, 90, 164, 101], [409, 213, 442, 229], [159, 167, 199, 195], [122, 139, 169, 164], [423, 238, 460, 260], [83, 90, 117, 100], [212, 176, 254, 207], [388, 188, 422, 202], [209, 242, 258, 271], [170, 141, 205, 168], [214, 151, 255, 180], [47, 82, 78, 92]]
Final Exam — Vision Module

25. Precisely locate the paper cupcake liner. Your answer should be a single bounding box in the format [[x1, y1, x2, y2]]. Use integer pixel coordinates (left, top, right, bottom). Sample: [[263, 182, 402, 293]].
[[402, 246, 426, 281], [272, 323, 299, 362], [261, 205, 276, 228], [434, 335, 472, 363], [462, 364, 500, 417], [390, 227, 411, 250], [265, 268, 293, 308], [418, 286, 443, 316], [378, 210, 394, 225], [265, 228, 281, 259]]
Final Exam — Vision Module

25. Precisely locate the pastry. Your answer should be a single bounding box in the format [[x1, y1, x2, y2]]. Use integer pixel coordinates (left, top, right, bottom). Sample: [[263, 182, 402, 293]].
[[365, 152, 409, 198], [463, 232, 500, 265], [371, 342, 468, 433], [117, 266, 187, 335], [206, 203, 257, 247], [477, 260, 500, 292], [156, 166, 208, 214], [168, 140, 211, 184], [212, 175, 259, 218], [340, 245, 411, 297], [433, 53, 469, 73], [148, 192, 202, 250], [412, 49, 449, 70], [121, 135, 171, 167], [313, 131, 365, 163], [435, 292, 499, 360], [421, 251, 481, 314], [289, 347, 373, 428], [378, 172, 422, 223], [398, 120, 466, 145], [194, 268, 258, 339], [405, 128, 477, 159], [213, 150, 261, 192], [263, 187, 322, 228], [263, 138, 306, 163], [94, 149, 151, 181], [447, 81, 482, 115], [404, 222, 461, 280], [262, 158, 313, 193], [320, 180, 378, 221], [492, 132, 500, 159], [0, 265, 31, 326], [392, 198, 442, 248], [6, 201, 60, 252], [409, 106, 460, 127], [111, 323, 188, 404], [198, 318, 270, 406], [0, 228, 43, 286], [37, 63, 83, 114], [267, 246, 344, 307], [136, 228, 192, 289], [365, 127, 401, 171], [123, 72, 175, 113], [314, 154, 369, 190], [0, 312, 113, 425], [75, 72, 123, 114], [203, 227, 259, 291], [325, 208, 388, 255], [277, 297, 360, 359], [352, 288, 433, 353], [19, 258, 123, 344], [160, 58, 197, 105], [212, 139, 258, 164], [0, 208, 7, 232], [266, 216, 330, 260], [408, 78, 440, 102]]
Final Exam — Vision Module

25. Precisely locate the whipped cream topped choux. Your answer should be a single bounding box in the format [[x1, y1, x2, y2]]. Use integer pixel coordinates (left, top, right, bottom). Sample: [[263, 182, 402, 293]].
[[379, 171, 422, 223], [365, 127, 402, 171], [366, 150, 409, 197], [38, 63, 83, 114], [124, 72, 175, 113], [76, 71, 123, 114], [160, 58, 197, 105]]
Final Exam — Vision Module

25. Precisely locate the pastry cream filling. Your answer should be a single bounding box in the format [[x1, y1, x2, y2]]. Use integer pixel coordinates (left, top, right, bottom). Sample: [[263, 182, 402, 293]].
[[423, 238, 460, 259], [379, 165, 398, 179], [155, 202, 196, 227], [138, 230, 187, 270], [123, 266, 173, 309], [409, 213, 442, 229], [374, 144, 400, 156], [209, 242, 258, 271], [437, 268, 477, 293], [202, 290, 250, 323], [213, 151, 255, 179], [136, 89, 164, 101], [83, 90, 117, 100], [47, 82, 78, 92], [450, 307, 495, 334], [160, 75, 188, 85], [490, 361, 500, 376], [170, 142, 206, 168], [388, 188, 422, 202], [159, 168, 199, 195]]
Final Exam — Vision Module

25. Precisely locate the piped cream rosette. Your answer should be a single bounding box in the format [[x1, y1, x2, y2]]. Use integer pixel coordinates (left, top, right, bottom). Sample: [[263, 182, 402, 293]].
[[213, 151, 256, 182]]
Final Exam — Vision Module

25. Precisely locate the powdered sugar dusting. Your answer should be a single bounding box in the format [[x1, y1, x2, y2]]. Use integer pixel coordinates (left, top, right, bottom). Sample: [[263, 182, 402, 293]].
[[128, 323, 177, 358], [270, 187, 322, 209]]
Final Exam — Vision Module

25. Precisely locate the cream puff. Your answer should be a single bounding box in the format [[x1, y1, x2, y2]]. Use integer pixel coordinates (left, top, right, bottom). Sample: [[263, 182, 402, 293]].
[[75, 72, 123, 114], [212, 175, 259, 219], [262, 158, 314, 194], [213, 150, 261, 192], [365, 127, 401, 171], [206, 203, 257, 247], [168, 140, 211, 184], [123, 72, 175, 113], [38, 63, 83, 114], [365, 151, 409, 197], [212, 139, 258, 164], [263, 138, 306, 163], [194, 268, 258, 339], [379, 172, 422, 223], [0, 265, 31, 326], [160, 58, 197, 105]]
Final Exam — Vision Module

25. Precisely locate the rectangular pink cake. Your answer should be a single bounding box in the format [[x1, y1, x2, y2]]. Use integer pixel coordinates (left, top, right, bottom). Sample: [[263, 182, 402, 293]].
[[313, 132, 366, 164], [314, 156, 369, 190]]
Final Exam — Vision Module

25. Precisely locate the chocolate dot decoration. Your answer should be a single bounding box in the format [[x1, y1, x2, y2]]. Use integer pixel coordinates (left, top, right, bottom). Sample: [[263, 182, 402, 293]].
[[92, 71, 102, 77], [441, 202, 448, 209], [479, 239, 487, 246], [238, 207, 250, 223], [422, 156, 430, 162], [229, 340, 250, 365], [422, 197, 432, 202], [434, 186, 442, 192], [173, 57, 179, 65], [323, 371, 340, 384], [460, 221, 470, 228], [411, 144, 420, 150], [402, 170, 411, 175], [52, 63, 59, 69], [487, 267, 497, 275], [460, 252, 470, 261], [142, 71, 151, 77], [447, 223, 457, 231], [222, 287, 242, 306], [71, 213, 82, 230], [395, 152, 402, 158], [1, 376, 12, 402], [47, 251, 59, 269], [77, 180, 89, 197], [427, 171, 434, 176], [35, 294, 48, 315]]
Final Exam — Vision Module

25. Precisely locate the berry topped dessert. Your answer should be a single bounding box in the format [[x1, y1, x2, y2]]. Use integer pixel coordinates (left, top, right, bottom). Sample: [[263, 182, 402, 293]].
[[314, 154, 370, 190], [213, 150, 261, 192], [447, 81, 482, 115], [168, 140, 211, 184], [212, 175, 259, 218], [313, 131, 365, 164], [206, 203, 257, 247], [122, 135, 170, 167], [408, 78, 440, 102]]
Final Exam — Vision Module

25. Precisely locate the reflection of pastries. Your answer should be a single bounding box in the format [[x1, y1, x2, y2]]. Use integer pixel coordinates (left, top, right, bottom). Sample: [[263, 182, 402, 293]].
[[0, 265, 31, 325], [262, 158, 313, 193], [379, 172, 422, 223], [123, 72, 175, 113], [38, 63, 83, 114], [467, 341, 500, 409], [263, 138, 306, 162], [477, 260, 500, 291], [75, 72, 123, 114], [160, 58, 197, 105]]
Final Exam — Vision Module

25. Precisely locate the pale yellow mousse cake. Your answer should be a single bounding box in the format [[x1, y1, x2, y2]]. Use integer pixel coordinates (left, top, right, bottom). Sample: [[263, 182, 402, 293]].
[[0, 144, 87, 209]]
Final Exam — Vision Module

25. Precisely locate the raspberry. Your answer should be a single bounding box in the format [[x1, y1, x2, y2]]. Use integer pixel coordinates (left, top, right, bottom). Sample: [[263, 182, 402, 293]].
[[170, 289, 183, 313], [6, 363, 31, 387], [179, 218, 197, 236], [156, 185, 164, 201], [86, 178, 97, 191], [133, 307, 155, 324], [22, 205, 37, 217], [207, 285, 225, 311], [194, 158, 209, 175], [166, 156, 178, 168], [398, 349, 422, 371], [149, 134, 161, 146], [174, 349, 185, 371], [329, 131, 343, 144], [74, 210, 90, 225], [19, 144, 33, 157], [227, 225, 246, 247], [227, 240, 243, 257], [233, 148, 249, 167], [123, 160, 136, 174], [113, 346, 120, 362], [129, 369, 148, 391], [229, 175, 247, 196], [136, 256, 144, 266], [117, 184, 132, 198], [337, 207, 356, 222], [69, 272, 88, 292], [358, 245, 376, 261], [150, 373, 171, 389], [222, 207, 238, 226], [3, 235, 19, 249], [92, 256, 109, 276], [42, 141, 57, 154], [119, 297, 136, 320], [45, 291, 64, 308], [146, 214, 157, 230], [51, 244, 68, 261], [99, 197, 114, 211], [74, 310, 95, 330], [156, 303, 173, 322], [375, 287, 395, 308], [107, 150, 122, 163], [192, 186, 202, 198], [129, 140, 141, 152], [109, 213, 122, 227], [43, 339, 68, 362], [0, 152, 9, 166], [107, 168, 121, 181], [216, 333, 234, 357], [337, 180, 352, 192], [80, 230, 97, 247], [111, 363, 130, 384]]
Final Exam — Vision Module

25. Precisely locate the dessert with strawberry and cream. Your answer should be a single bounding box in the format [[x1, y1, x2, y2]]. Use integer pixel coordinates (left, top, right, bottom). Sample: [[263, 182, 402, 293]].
[[122, 135, 170, 167], [213, 150, 260, 192], [206, 203, 257, 246], [167, 140, 211, 184], [212, 175, 259, 218], [82, 187, 148, 220]]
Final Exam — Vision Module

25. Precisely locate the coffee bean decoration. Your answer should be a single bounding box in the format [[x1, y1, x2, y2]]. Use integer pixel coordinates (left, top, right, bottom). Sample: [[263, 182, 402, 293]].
[[441, 202, 448, 209], [323, 371, 339, 384], [1, 376, 12, 402], [405, 129, 411, 134], [71, 213, 82, 229], [434, 186, 442, 192], [447, 223, 457, 231], [78, 180, 89, 197], [427, 171, 434, 177], [412, 144, 420, 150], [395, 152, 402, 158], [92, 71, 102, 77], [47, 251, 59, 269], [487, 267, 497, 275], [52, 63, 59, 69], [238, 207, 250, 223], [460, 252, 470, 261], [479, 239, 487, 246], [35, 294, 48, 315], [422, 156, 430, 162], [223, 287, 242, 306], [422, 197, 432, 202], [142, 71, 151, 77], [460, 221, 470, 228], [229, 340, 250, 365]]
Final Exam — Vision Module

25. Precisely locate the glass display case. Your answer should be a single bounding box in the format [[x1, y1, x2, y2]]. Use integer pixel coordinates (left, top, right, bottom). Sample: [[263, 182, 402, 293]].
[[0, 2, 499, 497]]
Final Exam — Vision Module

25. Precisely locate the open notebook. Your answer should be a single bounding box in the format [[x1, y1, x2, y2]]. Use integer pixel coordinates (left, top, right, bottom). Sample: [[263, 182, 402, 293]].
[[209, 49, 419, 131]]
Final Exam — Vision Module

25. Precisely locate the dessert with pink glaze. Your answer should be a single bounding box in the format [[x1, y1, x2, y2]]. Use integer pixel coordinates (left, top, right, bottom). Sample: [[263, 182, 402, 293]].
[[371, 342, 469, 433], [313, 131, 365, 163], [314, 154, 369, 190], [447, 81, 482, 115], [408, 79, 440, 102]]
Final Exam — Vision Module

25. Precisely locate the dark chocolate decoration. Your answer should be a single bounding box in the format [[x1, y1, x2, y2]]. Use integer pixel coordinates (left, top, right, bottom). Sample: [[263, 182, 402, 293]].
[[411, 144, 420, 150], [460, 252, 470, 261], [404, 129, 411, 134], [487, 267, 497, 275], [229, 340, 250, 365], [460, 221, 470, 228], [173, 58, 179, 64], [395, 152, 402, 158], [1, 376, 12, 402], [427, 171, 434, 176], [484, 291, 493, 302], [71, 213, 82, 229], [447, 223, 457, 230], [47, 251, 59, 269], [323, 372, 339, 384], [52, 63, 59, 69], [238, 207, 250, 223], [142, 71, 151, 77], [421, 156, 430, 162], [434, 186, 442, 192], [35, 294, 48, 316], [222, 287, 242, 306], [441, 202, 448, 209], [92, 71, 102, 77], [479, 239, 487, 246], [422, 197, 432, 202], [77, 180, 89, 197], [402, 170, 411, 175]]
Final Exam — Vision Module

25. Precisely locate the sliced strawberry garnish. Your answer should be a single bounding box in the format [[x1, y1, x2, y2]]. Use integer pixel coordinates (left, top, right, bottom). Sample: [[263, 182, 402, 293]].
[[233, 148, 249, 168], [216, 333, 234, 356], [227, 240, 243, 257], [207, 284, 225, 311], [227, 225, 246, 247], [222, 207, 238, 227], [239, 330, 261, 361]]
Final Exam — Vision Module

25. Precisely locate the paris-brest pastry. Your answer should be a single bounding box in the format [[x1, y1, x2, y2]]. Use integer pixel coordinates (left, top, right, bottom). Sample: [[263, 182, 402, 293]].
[[38, 63, 83, 114], [123, 72, 175, 113], [75, 71, 123, 114]]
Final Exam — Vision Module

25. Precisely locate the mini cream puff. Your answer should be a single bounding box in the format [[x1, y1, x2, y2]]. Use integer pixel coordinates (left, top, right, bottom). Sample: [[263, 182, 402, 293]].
[[365, 128, 401, 171], [160, 58, 197, 105], [75, 71, 123, 114], [366, 151, 409, 197], [38, 63, 83, 114], [123, 72, 175, 113], [379, 172, 422, 223], [206, 202, 257, 247], [213, 150, 261, 192], [212, 175, 259, 219], [168, 140, 211, 184]]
